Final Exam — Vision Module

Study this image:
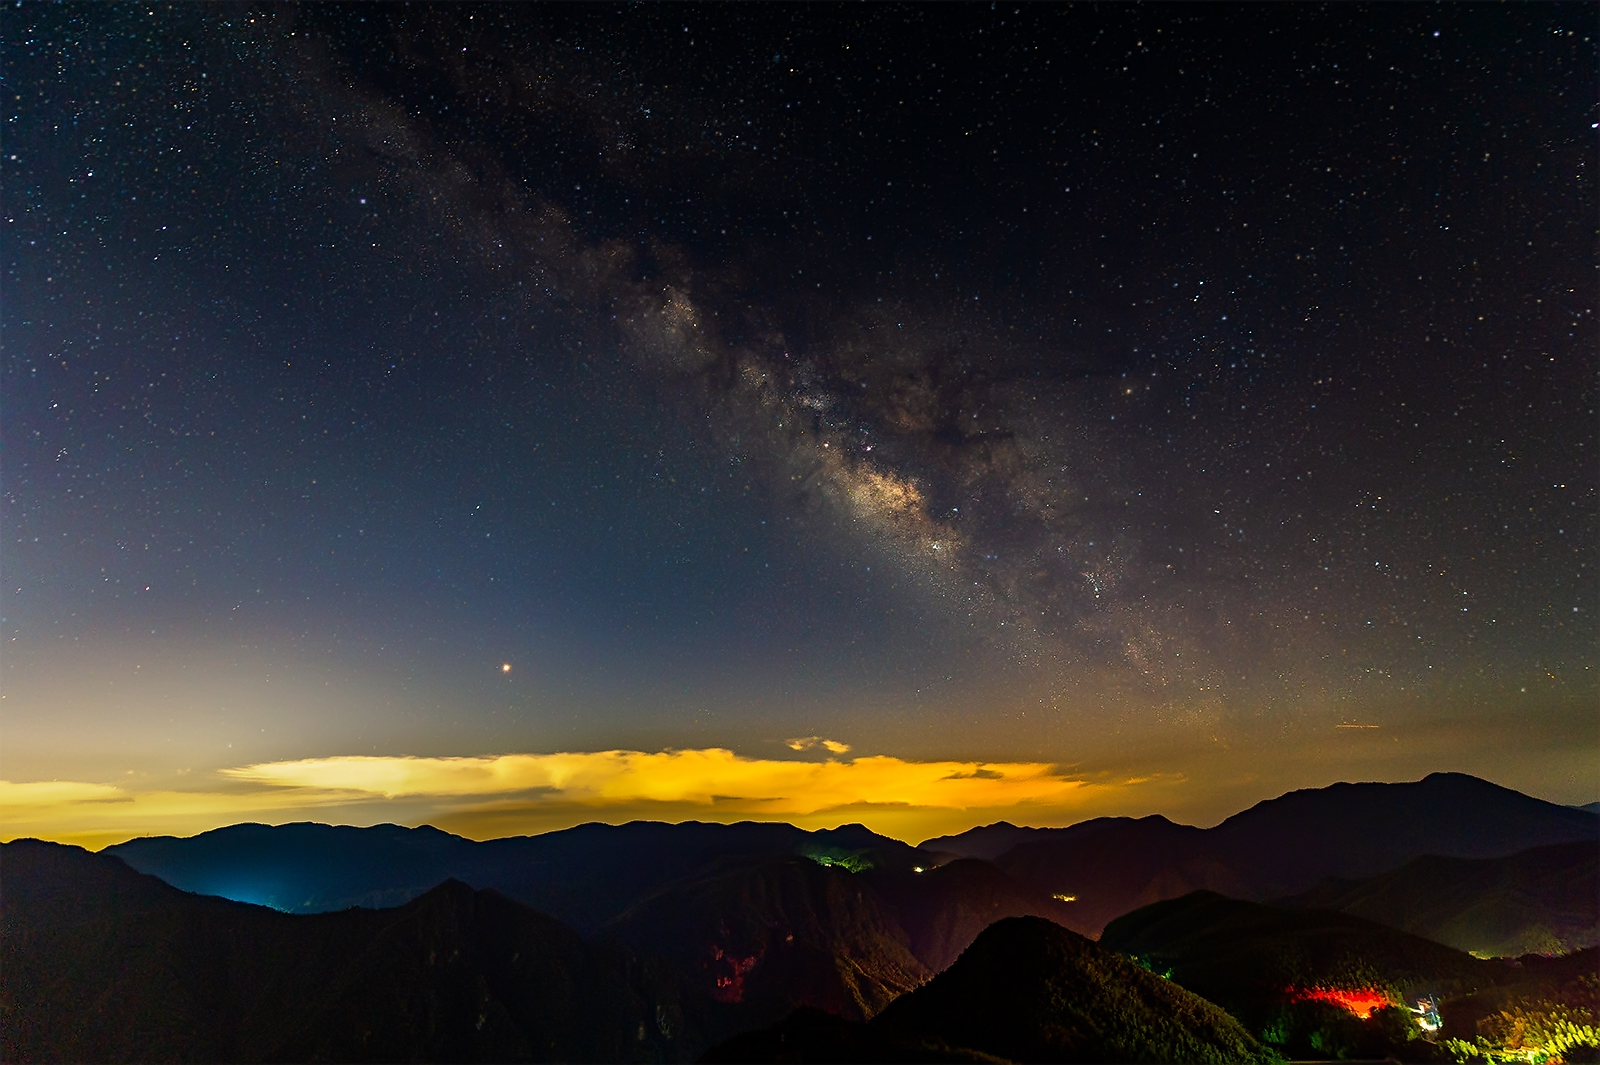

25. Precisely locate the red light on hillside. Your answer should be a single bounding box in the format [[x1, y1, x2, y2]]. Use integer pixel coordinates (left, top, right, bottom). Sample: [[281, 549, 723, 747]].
[[1288, 986, 1392, 1019]]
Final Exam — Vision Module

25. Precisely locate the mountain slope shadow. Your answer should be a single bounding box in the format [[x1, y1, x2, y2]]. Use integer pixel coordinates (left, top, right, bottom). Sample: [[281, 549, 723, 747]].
[[270, 880, 691, 1063], [867, 858, 1080, 973], [1100, 890, 1498, 1060], [603, 855, 930, 1030], [0, 839, 697, 1063], [1274, 840, 1600, 958], [702, 915, 1277, 1063]]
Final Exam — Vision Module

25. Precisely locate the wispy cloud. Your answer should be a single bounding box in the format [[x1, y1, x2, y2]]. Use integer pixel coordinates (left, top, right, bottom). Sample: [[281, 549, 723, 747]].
[[784, 736, 852, 754], [0, 780, 128, 806]]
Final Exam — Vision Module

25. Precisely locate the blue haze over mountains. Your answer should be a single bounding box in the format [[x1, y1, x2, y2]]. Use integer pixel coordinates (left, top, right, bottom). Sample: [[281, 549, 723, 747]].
[[106, 772, 1596, 945]]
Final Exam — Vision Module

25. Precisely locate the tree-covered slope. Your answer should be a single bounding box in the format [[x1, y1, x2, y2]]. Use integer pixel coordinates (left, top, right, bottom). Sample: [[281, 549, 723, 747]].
[[874, 915, 1278, 1063]]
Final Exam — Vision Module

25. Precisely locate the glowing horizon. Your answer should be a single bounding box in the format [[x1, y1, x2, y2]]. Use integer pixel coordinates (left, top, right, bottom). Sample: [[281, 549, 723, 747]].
[[0, 745, 1160, 850]]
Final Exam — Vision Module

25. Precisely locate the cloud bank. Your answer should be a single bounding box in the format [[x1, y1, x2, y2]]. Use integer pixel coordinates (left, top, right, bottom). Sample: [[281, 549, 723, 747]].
[[1, 747, 1107, 849], [220, 748, 1080, 808]]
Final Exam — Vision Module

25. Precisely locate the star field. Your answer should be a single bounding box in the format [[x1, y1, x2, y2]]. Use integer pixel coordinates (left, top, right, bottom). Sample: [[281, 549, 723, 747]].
[[2, 4, 1594, 841]]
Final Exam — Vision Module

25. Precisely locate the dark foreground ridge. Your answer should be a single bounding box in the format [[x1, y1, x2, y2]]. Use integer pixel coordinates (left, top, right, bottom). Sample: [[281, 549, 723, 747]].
[[1, 840, 697, 1063], [0, 838, 1082, 1063], [1100, 890, 1600, 1063], [703, 915, 1277, 1063]]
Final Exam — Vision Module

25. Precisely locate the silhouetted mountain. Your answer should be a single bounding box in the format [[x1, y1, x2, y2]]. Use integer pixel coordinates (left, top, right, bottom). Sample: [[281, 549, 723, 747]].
[[870, 858, 1084, 972], [107, 819, 930, 933], [917, 822, 1074, 862], [603, 855, 930, 1026], [77, 772, 1596, 1059], [877, 916, 1277, 1063], [706, 916, 1277, 1063], [476, 821, 932, 935], [105, 776, 1592, 945], [1, 839, 700, 1063], [1102, 890, 1493, 1000], [1277, 840, 1599, 958], [6, 836, 1089, 1062], [991, 814, 1231, 936], [268, 882, 694, 1063], [1100, 890, 1500, 1059], [993, 773, 1598, 935], [1202, 773, 1598, 897], [599, 854, 1088, 1025], [101, 821, 483, 911], [104, 819, 1080, 999]]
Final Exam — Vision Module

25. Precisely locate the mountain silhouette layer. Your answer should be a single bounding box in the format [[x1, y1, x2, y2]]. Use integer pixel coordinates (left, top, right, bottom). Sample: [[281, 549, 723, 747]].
[[4, 836, 1078, 1061], [983, 772, 1598, 935], [105, 817, 1077, 993], [13, 773, 1598, 1064], [602, 855, 931, 1024], [1101, 890, 1495, 1001], [104, 775, 1596, 946], [1277, 840, 1599, 958], [871, 857, 1082, 973], [594, 852, 1077, 1022], [1100, 890, 1504, 1060], [705, 916, 1278, 1063], [1, 839, 699, 1063], [106, 819, 929, 932], [918, 822, 1076, 862]]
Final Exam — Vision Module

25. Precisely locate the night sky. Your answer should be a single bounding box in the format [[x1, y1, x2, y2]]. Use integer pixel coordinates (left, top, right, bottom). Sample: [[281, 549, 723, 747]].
[[4, 4, 1594, 848]]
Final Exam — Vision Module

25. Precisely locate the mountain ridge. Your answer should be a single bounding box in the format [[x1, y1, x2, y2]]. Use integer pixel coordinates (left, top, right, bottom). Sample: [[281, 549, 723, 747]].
[[97, 773, 1598, 946], [706, 915, 1279, 1063], [1275, 840, 1599, 957], [1, 839, 698, 1062], [989, 772, 1597, 935]]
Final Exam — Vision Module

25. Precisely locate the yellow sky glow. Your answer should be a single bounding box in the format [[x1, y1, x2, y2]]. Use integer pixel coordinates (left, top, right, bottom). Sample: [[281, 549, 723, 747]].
[[221, 749, 1088, 808], [0, 747, 1112, 849]]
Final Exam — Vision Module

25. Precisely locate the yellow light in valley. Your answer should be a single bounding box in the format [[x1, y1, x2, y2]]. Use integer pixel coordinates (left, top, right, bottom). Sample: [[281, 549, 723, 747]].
[[501, 663, 512, 673]]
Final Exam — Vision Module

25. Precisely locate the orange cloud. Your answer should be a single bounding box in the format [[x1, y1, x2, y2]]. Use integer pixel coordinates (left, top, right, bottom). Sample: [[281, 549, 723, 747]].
[[222, 748, 1084, 810], [1, 748, 1111, 848]]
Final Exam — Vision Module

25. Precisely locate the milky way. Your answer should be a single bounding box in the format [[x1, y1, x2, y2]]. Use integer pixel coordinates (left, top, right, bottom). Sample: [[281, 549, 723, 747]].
[[257, 4, 1591, 714], [3, 4, 1593, 834]]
